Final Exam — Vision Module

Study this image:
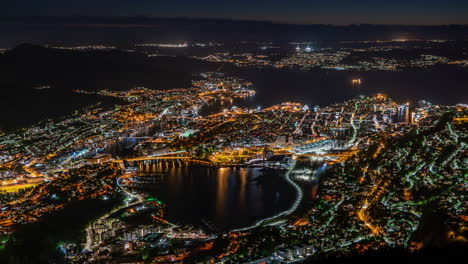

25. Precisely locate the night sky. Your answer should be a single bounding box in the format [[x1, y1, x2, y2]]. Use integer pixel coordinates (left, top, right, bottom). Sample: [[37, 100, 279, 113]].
[[3, 0, 468, 25]]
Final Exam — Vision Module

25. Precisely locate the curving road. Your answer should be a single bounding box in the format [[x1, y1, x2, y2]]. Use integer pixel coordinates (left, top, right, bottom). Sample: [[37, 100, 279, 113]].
[[231, 160, 302, 232]]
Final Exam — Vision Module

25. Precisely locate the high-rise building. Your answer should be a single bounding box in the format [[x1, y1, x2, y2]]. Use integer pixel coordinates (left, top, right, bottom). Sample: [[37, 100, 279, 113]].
[[411, 112, 416, 124]]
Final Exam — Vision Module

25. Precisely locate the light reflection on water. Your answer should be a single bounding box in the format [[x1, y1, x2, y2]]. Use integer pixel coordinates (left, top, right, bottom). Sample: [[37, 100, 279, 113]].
[[132, 160, 296, 231]]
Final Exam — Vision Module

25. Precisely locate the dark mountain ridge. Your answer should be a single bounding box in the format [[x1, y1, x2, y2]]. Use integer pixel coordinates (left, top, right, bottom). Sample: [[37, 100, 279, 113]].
[[0, 43, 217, 93], [1, 17, 468, 48], [0, 43, 218, 129]]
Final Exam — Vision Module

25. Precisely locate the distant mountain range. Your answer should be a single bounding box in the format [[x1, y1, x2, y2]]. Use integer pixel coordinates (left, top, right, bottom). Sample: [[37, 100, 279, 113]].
[[3, 16, 468, 27], [0, 17, 467, 48]]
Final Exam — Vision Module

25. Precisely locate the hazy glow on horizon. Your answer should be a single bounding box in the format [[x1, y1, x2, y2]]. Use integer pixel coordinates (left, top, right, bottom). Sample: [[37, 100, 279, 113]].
[[3, 0, 468, 25]]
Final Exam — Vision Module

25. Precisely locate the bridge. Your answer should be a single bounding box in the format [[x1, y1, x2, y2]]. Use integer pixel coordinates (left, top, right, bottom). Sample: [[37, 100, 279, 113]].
[[114, 156, 191, 162], [112, 151, 191, 163], [245, 158, 265, 164]]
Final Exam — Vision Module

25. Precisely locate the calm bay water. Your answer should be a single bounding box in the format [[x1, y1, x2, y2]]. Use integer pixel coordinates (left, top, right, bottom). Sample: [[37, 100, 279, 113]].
[[223, 66, 468, 107], [135, 162, 297, 231]]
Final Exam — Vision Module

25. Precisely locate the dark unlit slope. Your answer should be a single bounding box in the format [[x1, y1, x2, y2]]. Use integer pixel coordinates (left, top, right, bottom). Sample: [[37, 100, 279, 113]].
[[0, 44, 219, 129]]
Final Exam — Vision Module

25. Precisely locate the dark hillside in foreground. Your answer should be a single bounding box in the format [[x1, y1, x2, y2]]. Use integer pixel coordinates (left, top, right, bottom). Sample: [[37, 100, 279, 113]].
[[0, 43, 218, 92], [0, 44, 219, 130]]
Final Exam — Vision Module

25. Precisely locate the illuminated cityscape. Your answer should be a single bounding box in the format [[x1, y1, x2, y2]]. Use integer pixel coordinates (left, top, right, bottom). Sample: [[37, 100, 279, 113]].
[[1, 2, 468, 264]]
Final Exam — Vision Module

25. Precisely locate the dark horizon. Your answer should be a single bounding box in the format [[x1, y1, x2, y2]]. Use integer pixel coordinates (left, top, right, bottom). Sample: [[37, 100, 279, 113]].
[[2, 15, 468, 27], [1, 16, 467, 49], [3, 0, 468, 25]]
